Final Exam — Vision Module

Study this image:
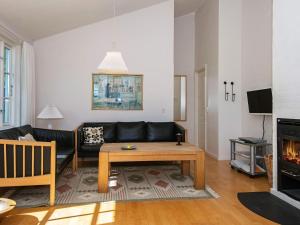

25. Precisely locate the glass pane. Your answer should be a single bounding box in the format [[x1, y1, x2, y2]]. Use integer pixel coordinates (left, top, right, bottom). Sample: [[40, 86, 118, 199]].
[[3, 73, 9, 98], [4, 47, 10, 73], [3, 99, 11, 125], [3, 47, 11, 98], [3, 46, 12, 125]]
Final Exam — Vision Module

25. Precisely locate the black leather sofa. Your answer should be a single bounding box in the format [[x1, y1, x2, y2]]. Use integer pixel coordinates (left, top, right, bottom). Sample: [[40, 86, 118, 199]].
[[0, 125, 75, 174], [76, 121, 186, 159]]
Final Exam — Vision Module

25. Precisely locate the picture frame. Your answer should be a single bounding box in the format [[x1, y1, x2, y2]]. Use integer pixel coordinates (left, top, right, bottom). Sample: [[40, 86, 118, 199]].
[[92, 73, 143, 110]]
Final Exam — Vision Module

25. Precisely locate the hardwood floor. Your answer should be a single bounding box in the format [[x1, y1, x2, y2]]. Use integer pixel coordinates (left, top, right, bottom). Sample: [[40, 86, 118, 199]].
[[0, 155, 277, 225]]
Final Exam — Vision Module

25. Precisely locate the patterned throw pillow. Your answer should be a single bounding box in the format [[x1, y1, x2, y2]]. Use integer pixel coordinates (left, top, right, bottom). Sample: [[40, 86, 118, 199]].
[[18, 133, 36, 141], [83, 127, 104, 144]]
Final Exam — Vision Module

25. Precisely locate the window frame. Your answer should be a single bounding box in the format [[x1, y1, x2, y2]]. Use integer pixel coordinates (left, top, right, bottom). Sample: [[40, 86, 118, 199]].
[[0, 41, 14, 127]]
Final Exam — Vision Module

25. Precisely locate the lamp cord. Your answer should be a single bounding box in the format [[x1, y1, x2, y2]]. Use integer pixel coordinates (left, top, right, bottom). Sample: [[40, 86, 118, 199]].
[[113, 0, 116, 17], [112, 0, 117, 50]]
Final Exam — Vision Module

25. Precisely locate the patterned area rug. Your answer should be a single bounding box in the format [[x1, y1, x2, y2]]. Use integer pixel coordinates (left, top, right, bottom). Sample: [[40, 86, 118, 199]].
[[4, 165, 219, 207]]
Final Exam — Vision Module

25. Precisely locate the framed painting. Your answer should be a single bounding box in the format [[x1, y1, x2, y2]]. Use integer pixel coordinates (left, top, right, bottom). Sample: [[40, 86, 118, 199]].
[[92, 74, 143, 110]]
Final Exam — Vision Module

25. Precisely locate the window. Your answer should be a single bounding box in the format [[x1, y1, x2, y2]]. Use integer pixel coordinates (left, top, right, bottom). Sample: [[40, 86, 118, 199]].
[[0, 42, 14, 127], [3, 46, 12, 125]]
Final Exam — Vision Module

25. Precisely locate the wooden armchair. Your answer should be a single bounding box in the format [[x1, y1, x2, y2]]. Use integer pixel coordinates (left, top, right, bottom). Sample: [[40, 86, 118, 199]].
[[0, 140, 56, 206]]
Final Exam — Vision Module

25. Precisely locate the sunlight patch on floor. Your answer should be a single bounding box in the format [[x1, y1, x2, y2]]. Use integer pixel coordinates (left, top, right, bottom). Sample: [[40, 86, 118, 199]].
[[97, 211, 115, 224], [49, 203, 96, 220], [99, 201, 116, 212], [46, 214, 94, 225], [97, 201, 116, 224]]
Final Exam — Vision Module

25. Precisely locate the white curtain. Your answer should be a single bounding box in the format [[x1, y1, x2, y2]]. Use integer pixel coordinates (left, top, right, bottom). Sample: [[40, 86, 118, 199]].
[[20, 42, 36, 126]]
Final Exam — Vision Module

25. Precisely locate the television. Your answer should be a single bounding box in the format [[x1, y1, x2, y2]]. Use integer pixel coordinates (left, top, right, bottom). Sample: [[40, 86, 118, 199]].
[[247, 88, 272, 115]]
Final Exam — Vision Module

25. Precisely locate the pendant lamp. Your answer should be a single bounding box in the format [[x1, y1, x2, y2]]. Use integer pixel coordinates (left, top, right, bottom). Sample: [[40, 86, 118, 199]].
[[97, 0, 128, 73]]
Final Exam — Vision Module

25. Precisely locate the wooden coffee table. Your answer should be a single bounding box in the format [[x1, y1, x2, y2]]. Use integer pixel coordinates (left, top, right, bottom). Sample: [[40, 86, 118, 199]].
[[98, 142, 205, 193]]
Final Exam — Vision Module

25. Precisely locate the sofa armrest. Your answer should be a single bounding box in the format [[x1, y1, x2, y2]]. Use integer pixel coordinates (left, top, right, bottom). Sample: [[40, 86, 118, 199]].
[[33, 128, 75, 148], [76, 123, 85, 150], [174, 123, 186, 142]]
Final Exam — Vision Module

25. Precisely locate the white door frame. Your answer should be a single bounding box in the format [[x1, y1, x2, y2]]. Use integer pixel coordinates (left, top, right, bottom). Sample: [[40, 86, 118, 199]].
[[194, 64, 208, 150]]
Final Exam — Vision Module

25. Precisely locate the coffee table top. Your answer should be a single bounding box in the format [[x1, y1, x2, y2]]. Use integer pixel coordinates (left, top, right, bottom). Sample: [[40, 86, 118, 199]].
[[101, 142, 203, 154]]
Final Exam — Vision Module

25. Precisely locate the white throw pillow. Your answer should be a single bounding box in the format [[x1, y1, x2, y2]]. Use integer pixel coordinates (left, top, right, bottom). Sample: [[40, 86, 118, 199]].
[[18, 133, 36, 141], [83, 127, 104, 144]]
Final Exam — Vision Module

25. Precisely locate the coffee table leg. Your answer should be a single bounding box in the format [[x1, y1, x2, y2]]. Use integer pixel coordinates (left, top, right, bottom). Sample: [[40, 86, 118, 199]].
[[181, 161, 190, 176], [194, 151, 205, 189], [98, 151, 109, 193]]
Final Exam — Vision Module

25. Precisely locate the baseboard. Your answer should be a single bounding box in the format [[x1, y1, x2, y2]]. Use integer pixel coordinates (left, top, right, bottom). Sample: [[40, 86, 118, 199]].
[[271, 188, 300, 209], [205, 151, 218, 160]]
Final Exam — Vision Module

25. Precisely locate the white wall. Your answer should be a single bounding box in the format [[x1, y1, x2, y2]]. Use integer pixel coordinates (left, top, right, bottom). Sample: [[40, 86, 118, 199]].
[[174, 13, 195, 144], [34, 1, 174, 130], [218, 0, 242, 160], [195, 0, 272, 160], [195, 0, 219, 158], [241, 0, 273, 144], [218, 0, 273, 160], [272, 0, 300, 208]]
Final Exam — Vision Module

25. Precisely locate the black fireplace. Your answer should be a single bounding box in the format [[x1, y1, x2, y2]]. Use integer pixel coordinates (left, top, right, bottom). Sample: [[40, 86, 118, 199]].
[[277, 118, 300, 201]]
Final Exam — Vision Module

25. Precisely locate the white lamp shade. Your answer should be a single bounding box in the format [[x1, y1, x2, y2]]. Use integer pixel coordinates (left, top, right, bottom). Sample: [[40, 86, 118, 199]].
[[37, 105, 64, 119], [97, 51, 128, 73]]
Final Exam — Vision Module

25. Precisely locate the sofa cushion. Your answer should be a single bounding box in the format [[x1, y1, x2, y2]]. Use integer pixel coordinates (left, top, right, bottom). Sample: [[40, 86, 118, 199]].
[[83, 123, 116, 142], [117, 122, 146, 142], [81, 144, 102, 152], [0, 128, 22, 140], [146, 122, 176, 141], [83, 127, 104, 144], [56, 154, 73, 174], [17, 125, 34, 136], [57, 146, 74, 157]]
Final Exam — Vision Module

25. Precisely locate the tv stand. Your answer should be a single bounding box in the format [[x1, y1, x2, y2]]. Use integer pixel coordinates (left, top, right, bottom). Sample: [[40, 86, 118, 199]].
[[238, 137, 267, 144], [230, 139, 271, 177]]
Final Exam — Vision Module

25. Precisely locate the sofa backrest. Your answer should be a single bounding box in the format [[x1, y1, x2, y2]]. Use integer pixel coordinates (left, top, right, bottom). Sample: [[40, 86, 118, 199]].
[[0, 125, 35, 141], [81, 121, 183, 143], [0, 127, 23, 140], [146, 122, 176, 142], [18, 125, 34, 136], [117, 121, 146, 142]]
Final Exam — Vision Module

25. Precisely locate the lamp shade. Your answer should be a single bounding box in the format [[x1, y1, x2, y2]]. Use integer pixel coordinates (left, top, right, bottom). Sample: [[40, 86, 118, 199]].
[[37, 105, 63, 119], [97, 51, 128, 73]]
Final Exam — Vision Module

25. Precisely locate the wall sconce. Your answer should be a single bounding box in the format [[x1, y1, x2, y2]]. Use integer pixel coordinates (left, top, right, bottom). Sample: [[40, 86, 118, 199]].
[[224, 81, 229, 101], [231, 82, 236, 102]]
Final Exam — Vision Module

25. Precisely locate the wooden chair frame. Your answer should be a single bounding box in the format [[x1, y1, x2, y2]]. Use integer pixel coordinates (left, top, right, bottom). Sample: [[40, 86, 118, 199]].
[[0, 140, 56, 206]]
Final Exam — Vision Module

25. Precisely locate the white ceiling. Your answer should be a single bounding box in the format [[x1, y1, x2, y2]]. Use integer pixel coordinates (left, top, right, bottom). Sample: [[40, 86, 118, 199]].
[[0, 0, 205, 41]]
